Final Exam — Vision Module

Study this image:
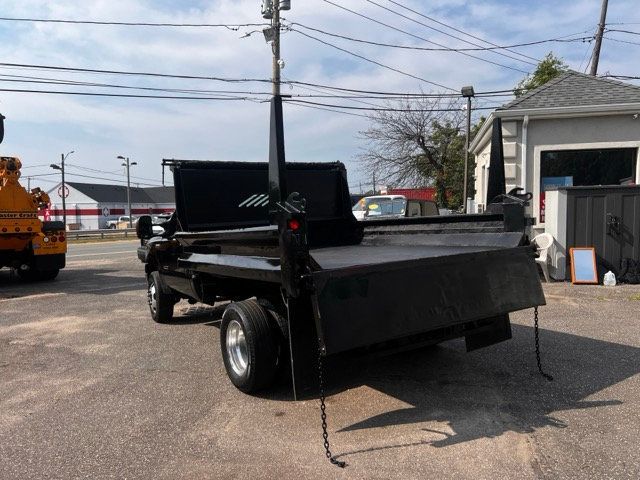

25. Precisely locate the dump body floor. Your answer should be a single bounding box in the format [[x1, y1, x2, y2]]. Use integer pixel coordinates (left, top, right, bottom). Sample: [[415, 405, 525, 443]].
[[310, 232, 523, 270]]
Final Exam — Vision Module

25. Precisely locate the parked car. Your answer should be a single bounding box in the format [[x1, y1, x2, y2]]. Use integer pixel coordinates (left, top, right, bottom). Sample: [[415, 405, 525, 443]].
[[106, 216, 136, 229], [352, 195, 438, 221]]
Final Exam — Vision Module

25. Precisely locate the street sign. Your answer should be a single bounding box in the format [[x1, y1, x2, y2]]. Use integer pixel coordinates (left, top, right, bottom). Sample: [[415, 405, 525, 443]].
[[58, 185, 70, 199]]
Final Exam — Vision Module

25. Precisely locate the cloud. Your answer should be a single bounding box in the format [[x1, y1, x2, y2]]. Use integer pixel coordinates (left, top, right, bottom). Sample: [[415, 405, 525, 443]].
[[0, 0, 638, 190]]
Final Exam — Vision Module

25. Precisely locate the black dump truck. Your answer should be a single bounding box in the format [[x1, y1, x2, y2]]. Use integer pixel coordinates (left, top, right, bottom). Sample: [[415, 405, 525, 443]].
[[136, 99, 546, 404]]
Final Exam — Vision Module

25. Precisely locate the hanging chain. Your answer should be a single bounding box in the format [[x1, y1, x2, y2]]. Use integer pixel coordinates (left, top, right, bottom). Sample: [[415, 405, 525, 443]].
[[318, 347, 346, 468], [534, 306, 553, 381]]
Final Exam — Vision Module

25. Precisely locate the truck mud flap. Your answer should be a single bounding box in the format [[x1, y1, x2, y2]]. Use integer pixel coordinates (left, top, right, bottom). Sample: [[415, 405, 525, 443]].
[[310, 246, 545, 356]]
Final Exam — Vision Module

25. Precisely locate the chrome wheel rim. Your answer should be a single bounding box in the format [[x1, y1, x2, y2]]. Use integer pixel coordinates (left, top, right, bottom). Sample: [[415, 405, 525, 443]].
[[149, 282, 158, 314], [226, 319, 248, 376]]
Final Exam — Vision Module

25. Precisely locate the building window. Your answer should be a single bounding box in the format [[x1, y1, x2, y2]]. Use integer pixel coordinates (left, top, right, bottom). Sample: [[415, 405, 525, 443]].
[[539, 148, 637, 222]]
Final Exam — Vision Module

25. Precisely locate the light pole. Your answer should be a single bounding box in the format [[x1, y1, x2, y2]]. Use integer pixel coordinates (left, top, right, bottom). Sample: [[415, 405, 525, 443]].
[[50, 150, 74, 228], [117, 155, 137, 228], [461, 86, 475, 213]]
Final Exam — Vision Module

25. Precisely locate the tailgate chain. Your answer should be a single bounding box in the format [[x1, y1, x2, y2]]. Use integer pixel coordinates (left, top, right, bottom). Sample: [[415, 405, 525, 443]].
[[534, 306, 553, 381], [318, 347, 346, 468]]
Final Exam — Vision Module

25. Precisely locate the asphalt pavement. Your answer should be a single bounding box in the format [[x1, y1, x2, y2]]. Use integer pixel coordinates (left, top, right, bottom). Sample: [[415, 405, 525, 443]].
[[0, 240, 639, 479]]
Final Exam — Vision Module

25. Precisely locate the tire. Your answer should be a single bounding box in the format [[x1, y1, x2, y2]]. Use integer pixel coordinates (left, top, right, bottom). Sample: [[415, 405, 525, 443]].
[[147, 271, 174, 323], [220, 300, 279, 393]]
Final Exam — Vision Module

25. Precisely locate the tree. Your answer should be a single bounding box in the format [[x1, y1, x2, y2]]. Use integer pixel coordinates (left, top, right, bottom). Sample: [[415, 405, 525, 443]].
[[358, 97, 468, 208], [514, 52, 568, 97]]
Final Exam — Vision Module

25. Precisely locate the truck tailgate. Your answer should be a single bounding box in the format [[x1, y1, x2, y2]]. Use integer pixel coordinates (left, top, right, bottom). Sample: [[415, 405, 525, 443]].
[[309, 235, 544, 355]]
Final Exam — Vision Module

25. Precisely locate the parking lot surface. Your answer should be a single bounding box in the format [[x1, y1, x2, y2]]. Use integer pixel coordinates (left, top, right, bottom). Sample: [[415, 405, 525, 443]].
[[1, 240, 639, 479]]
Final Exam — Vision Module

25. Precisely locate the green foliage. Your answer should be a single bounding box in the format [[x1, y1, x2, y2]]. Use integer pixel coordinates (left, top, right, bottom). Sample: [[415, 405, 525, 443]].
[[514, 52, 568, 97]]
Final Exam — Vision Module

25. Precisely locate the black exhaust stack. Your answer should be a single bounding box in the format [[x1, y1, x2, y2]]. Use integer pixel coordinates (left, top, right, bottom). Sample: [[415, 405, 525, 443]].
[[486, 117, 506, 205], [0, 113, 5, 144]]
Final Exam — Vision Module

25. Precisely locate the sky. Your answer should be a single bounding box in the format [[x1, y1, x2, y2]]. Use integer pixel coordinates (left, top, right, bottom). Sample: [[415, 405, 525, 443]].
[[0, 0, 639, 193]]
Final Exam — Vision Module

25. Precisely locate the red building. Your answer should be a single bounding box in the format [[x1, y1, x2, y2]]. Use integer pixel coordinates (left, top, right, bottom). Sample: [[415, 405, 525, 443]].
[[386, 187, 436, 201]]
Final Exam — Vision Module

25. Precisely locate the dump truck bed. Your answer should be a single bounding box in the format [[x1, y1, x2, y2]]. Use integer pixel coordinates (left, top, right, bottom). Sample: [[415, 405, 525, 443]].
[[140, 156, 544, 397]]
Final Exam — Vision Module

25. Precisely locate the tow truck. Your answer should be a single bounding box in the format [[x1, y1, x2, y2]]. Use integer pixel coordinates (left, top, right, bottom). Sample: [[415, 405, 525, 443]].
[[0, 114, 66, 280]]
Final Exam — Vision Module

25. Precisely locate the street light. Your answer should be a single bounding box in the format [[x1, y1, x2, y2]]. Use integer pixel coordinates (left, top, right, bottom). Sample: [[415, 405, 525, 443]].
[[117, 155, 137, 228], [50, 150, 74, 228], [461, 86, 475, 213]]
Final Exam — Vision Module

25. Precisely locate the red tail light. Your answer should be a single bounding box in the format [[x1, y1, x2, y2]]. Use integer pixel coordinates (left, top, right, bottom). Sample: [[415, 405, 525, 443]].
[[50, 236, 58, 242], [288, 219, 301, 231], [58, 235, 66, 242]]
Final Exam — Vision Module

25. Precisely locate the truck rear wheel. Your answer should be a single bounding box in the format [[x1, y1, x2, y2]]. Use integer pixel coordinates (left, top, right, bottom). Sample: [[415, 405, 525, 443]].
[[147, 271, 174, 323], [220, 300, 279, 393]]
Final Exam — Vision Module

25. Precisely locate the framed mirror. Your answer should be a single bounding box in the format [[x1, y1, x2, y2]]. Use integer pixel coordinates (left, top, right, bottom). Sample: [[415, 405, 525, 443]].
[[570, 247, 598, 284]]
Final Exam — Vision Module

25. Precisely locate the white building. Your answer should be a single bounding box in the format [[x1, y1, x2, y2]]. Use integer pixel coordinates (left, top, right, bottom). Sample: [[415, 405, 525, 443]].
[[46, 182, 175, 230], [471, 71, 640, 232]]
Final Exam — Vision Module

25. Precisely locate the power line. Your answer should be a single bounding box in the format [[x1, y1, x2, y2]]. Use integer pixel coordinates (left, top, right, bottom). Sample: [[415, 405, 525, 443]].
[[603, 36, 640, 46], [283, 98, 495, 112], [385, 0, 543, 64], [285, 101, 369, 118], [365, 0, 537, 66], [0, 73, 271, 97], [605, 28, 640, 36], [601, 74, 640, 80], [289, 22, 593, 53], [0, 62, 272, 84], [320, 0, 530, 74], [65, 164, 169, 185], [0, 72, 514, 100], [0, 60, 517, 98], [27, 170, 164, 187], [290, 28, 456, 91], [0, 16, 268, 30], [0, 87, 262, 101]]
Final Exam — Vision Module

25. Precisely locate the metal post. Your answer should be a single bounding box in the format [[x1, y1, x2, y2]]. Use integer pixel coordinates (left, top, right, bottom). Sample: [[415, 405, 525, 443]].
[[118, 155, 137, 228], [461, 86, 475, 213], [590, 0, 609, 76], [272, 4, 281, 96], [61, 153, 67, 227], [463, 96, 471, 213], [125, 158, 132, 228]]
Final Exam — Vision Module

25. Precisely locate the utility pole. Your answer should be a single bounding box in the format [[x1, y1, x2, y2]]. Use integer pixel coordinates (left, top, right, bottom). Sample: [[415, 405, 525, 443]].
[[461, 86, 475, 213], [262, 1, 290, 96], [50, 151, 73, 228], [27, 176, 31, 190], [372, 171, 376, 194], [117, 155, 137, 228], [272, 3, 281, 96], [590, 0, 609, 76]]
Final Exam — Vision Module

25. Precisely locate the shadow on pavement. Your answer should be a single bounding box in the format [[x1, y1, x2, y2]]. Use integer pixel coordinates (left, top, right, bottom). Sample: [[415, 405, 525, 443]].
[[0, 268, 145, 298], [318, 323, 639, 459]]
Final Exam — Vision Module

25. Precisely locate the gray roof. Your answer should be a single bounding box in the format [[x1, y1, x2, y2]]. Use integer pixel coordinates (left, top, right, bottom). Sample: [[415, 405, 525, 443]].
[[144, 186, 176, 203], [498, 71, 640, 111], [67, 182, 174, 204]]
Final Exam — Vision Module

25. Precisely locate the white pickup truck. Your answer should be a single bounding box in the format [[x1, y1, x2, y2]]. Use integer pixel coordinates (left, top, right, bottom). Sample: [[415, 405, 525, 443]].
[[351, 195, 439, 221], [106, 216, 134, 229]]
